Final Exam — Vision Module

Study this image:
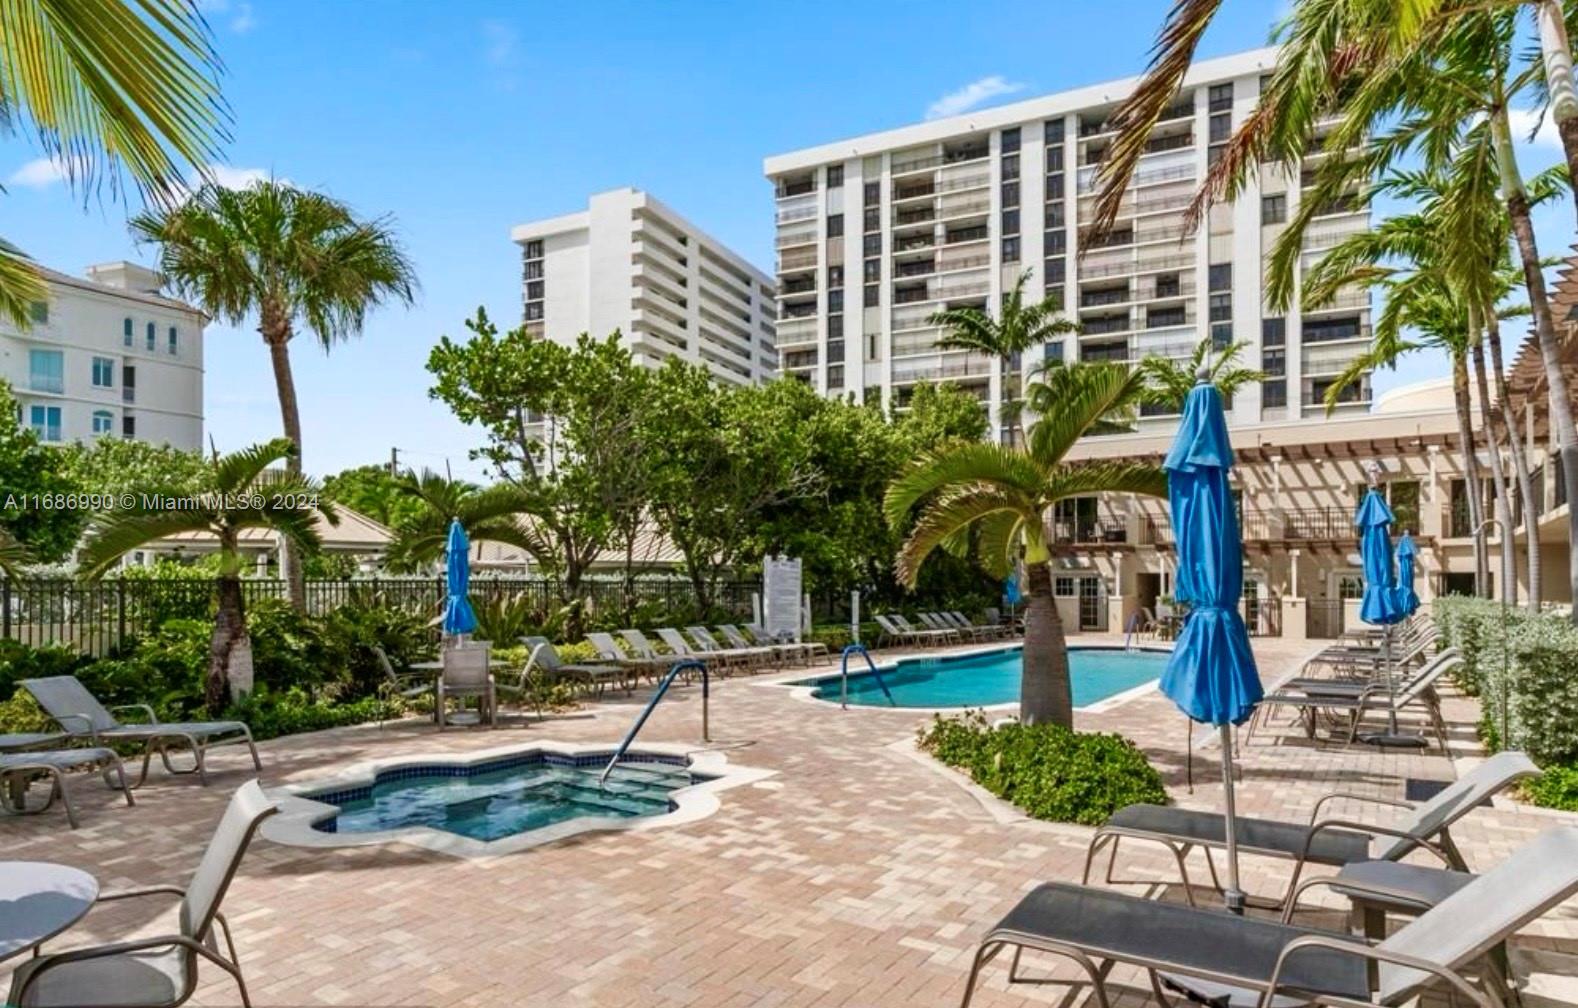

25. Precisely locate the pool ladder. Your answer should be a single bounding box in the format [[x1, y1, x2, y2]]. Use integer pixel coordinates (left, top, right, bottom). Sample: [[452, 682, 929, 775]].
[[839, 644, 895, 709], [599, 659, 708, 785]]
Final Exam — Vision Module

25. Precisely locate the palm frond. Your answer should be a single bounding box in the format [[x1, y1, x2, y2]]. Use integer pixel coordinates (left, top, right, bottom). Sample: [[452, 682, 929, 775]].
[[883, 442, 1044, 529], [212, 437, 295, 493], [0, 237, 46, 329], [76, 509, 218, 580], [973, 510, 1024, 579], [897, 488, 1026, 588], [0, 526, 31, 580], [1043, 461, 1170, 503], [1025, 363, 1147, 466]]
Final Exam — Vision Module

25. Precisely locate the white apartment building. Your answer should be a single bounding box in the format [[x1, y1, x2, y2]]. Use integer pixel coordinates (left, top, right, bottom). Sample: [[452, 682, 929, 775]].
[[1, 261, 205, 450], [763, 47, 1372, 439], [510, 188, 778, 386]]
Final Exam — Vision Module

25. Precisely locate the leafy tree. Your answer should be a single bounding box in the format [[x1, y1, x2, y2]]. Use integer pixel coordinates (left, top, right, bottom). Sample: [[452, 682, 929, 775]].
[[383, 470, 535, 573], [0, 0, 225, 326], [1136, 336, 1265, 413], [321, 464, 428, 530], [76, 439, 335, 713], [885, 364, 1167, 726], [0, 383, 88, 563], [58, 436, 210, 502], [131, 180, 418, 610]]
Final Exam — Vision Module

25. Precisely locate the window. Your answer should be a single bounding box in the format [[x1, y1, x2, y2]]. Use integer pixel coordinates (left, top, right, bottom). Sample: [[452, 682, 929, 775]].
[[524, 260, 543, 280], [826, 164, 844, 188], [1154, 272, 1180, 298], [862, 207, 880, 232], [523, 239, 543, 259], [826, 365, 844, 388], [1045, 203, 1065, 227], [828, 315, 844, 339], [524, 302, 543, 321], [1209, 292, 1232, 322], [1054, 576, 1075, 597], [167, 326, 179, 354], [91, 356, 114, 388], [1262, 317, 1286, 347], [827, 338, 845, 363], [1001, 209, 1020, 234], [1211, 322, 1233, 347], [145, 321, 156, 351], [1001, 181, 1020, 208], [1046, 174, 1064, 199], [1208, 263, 1232, 292], [1261, 194, 1287, 225], [862, 234, 881, 257], [122, 364, 135, 402], [1390, 480, 1421, 534], [1002, 236, 1021, 263], [1000, 127, 1021, 153], [825, 214, 844, 238], [122, 414, 136, 439], [1208, 83, 1234, 112], [28, 405, 62, 442], [28, 349, 64, 393], [1209, 113, 1232, 143], [827, 265, 844, 288], [1000, 154, 1020, 180], [1262, 379, 1287, 408], [1044, 230, 1066, 254], [1044, 119, 1065, 143], [863, 258, 880, 282], [863, 284, 879, 308], [1045, 257, 1066, 283], [123, 317, 134, 347], [92, 410, 113, 436], [828, 289, 844, 313], [526, 281, 544, 300], [863, 181, 880, 207], [1261, 347, 1286, 376]]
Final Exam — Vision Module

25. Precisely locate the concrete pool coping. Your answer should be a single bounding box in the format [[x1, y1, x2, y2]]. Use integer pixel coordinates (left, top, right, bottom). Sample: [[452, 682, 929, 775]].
[[261, 740, 774, 858], [759, 641, 1173, 716]]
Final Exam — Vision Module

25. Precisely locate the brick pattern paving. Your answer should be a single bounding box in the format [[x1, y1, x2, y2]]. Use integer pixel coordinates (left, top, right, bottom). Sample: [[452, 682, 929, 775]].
[[2, 635, 1573, 1007]]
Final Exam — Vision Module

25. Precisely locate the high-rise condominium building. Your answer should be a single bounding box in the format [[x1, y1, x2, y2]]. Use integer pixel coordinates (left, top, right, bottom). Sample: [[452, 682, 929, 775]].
[[1, 261, 205, 450], [510, 188, 778, 386], [763, 47, 1371, 439]]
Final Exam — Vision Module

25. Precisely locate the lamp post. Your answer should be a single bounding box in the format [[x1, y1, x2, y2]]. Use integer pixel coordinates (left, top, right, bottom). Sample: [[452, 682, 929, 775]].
[[1473, 516, 1512, 748]]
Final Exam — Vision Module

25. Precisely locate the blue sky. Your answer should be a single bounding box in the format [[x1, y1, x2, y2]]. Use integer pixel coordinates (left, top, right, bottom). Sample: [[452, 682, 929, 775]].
[[3, 1, 1569, 479]]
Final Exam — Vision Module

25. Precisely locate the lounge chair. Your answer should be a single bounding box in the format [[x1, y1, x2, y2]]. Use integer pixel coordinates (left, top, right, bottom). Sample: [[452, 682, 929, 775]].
[[1244, 651, 1460, 752], [6, 780, 277, 1008], [520, 637, 630, 696], [742, 623, 831, 665], [897, 613, 961, 643], [21, 676, 260, 787], [724, 624, 825, 667], [960, 825, 1578, 1008], [0, 747, 134, 829], [687, 626, 775, 671], [655, 628, 726, 675], [586, 632, 669, 681], [873, 613, 935, 649], [1083, 750, 1540, 910], [949, 611, 1012, 640], [372, 644, 433, 727]]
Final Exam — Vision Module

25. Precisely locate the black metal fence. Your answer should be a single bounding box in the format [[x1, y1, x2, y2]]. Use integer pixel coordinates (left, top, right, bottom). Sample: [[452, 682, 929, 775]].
[[1, 577, 758, 655], [1306, 599, 1347, 639]]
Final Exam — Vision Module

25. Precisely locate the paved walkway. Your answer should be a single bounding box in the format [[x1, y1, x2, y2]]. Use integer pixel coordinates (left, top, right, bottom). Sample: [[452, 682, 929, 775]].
[[1, 635, 1573, 1007]]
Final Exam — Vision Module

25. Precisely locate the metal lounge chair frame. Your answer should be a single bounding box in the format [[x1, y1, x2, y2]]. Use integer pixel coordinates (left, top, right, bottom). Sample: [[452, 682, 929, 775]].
[[21, 676, 260, 787], [0, 746, 135, 829], [897, 613, 961, 643], [1244, 652, 1460, 752], [686, 626, 775, 671], [960, 825, 1578, 1008], [741, 623, 830, 666], [520, 636, 631, 696], [586, 632, 669, 682], [1082, 751, 1540, 911]]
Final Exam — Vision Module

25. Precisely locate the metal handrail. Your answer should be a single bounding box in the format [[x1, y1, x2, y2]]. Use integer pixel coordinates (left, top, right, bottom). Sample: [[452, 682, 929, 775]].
[[599, 659, 709, 784], [839, 644, 894, 709]]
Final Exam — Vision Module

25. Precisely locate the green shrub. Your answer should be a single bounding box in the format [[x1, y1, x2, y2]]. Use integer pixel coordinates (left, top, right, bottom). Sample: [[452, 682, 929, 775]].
[[0, 640, 91, 697], [917, 711, 1167, 825], [318, 602, 433, 698], [224, 686, 390, 741], [1524, 763, 1578, 812]]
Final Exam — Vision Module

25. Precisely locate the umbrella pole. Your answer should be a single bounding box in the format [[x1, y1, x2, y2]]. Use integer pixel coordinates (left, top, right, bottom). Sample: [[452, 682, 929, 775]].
[[1219, 723, 1245, 915], [1384, 624, 1400, 735]]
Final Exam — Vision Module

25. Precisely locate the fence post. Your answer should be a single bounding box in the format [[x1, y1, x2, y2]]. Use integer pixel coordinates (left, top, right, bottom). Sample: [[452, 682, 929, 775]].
[[2, 578, 9, 640], [117, 581, 127, 650]]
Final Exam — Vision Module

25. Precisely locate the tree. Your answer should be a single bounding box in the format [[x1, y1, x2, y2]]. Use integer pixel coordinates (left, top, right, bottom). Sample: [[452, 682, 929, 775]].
[[0, 383, 88, 562], [0, 528, 29, 581], [58, 436, 210, 502], [131, 180, 417, 610], [928, 270, 1079, 437], [885, 363, 1168, 726], [76, 439, 334, 714], [321, 464, 428, 530], [382, 470, 538, 573], [1136, 336, 1265, 413], [0, 0, 226, 327]]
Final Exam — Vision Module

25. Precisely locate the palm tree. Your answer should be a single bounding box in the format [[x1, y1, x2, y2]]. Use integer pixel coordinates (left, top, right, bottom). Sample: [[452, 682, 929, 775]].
[[1136, 336, 1265, 413], [884, 363, 1167, 726], [76, 439, 333, 714], [383, 470, 544, 574], [0, 0, 227, 327], [928, 270, 1079, 439], [0, 527, 30, 581], [131, 180, 418, 608]]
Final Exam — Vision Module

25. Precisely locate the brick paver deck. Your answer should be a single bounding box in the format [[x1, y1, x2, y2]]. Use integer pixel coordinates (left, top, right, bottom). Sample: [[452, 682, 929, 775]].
[[2, 635, 1573, 1006]]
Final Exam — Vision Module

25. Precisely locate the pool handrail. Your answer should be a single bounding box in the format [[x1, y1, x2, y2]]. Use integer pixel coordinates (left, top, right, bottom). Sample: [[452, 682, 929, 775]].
[[599, 659, 709, 785], [839, 644, 895, 709]]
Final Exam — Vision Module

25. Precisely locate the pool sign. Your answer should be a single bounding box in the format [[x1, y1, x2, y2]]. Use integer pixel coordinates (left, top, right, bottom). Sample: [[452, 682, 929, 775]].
[[763, 555, 803, 641]]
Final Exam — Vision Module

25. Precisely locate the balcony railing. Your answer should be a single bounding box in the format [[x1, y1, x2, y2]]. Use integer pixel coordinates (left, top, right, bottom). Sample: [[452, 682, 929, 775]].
[[775, 204, 818, 224], [943, 225, 989, 245], [1051, 519, 1129, 545], [1142, 132, 1194, 155], [776, 179, 816, 198], [894, 206, 936, 226], [1081, 341, 1131, 362], [895, 260, 935, 278], [937, 253, 991, 273], [775, 229, 817, 249], [777, 251, 818, 272], [1081, 315, 1133, 335], [937, 198, 990, 219], [891, 360, 992, 383], [1080, 288, 1130, 307], [780, 277, 815, 295], [893, 182, 936, 201], [895, 233, 936, 253], [1239, 507, 1352, 540]]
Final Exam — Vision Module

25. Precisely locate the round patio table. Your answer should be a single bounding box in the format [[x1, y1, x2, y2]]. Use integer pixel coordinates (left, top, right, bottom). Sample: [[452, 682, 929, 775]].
[[0, 861, 98, 962]]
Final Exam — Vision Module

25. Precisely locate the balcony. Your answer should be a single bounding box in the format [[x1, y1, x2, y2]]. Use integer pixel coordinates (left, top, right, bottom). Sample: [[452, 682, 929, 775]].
[[1081, 340, 1130, 362], [1081, 314, 1132, 335], [894, 206, 936, 226], [895, 233, 936, 253], [1051, 518, 1129, 545], [937, 197, 990, 220], [779, 303, 817, 320], [893, 182, 936, 201], [775, 228, 817, 249], [775, 203, 817, 225], [780, 276, 815, 295], [894, 285, 931, 305], [777, 250, 818, 272], [895, 259, 935, 278], [1302, 316, 1369, 344], [937, 252, 990, 273], [891, 359, 993, 383], [1080, 287, 1130, 308], [943, 225, 989, 245], [1239, 507, 1352, 540], [1087, 228, 1134, 250], [932, 277, 990, 299], [775, 317, 818, 346], [782, 349, 818, 369], [1142, 132, 1194, 155], [776, 178, 816, 199]]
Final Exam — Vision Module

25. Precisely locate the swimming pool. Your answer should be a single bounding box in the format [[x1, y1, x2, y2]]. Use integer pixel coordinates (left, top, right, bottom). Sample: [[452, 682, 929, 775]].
[[800, 646, 1169, 708]]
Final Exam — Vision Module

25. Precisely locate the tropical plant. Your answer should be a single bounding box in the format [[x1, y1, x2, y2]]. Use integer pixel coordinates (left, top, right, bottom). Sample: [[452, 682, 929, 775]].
[[885, 363, 1167, 726], [321, 464, 429, 530], [0, 527, 29, 581], [928, 270, 1079, 436], [0, 383, 89, 562], [75, 438, 336, 714], [130, 180, 417, 609], [382, 470, 539, 574], [1136, 336, 1265, 413], [0, 0, 226, 327]]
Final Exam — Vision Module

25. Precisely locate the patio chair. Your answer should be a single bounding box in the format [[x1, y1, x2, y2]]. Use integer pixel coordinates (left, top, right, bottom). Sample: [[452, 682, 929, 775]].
[[586, 632, 669, 682], [687, 626, 775, 671], [436, 642, 496, 729], [372, 645, 432, 727], [519, 637, 630, 697], [0, 746, 135, 829], [905, 613, 964, 643], [655, 628, 725, 674], [1243, 651, 1460, 752], [724, 624, 825, 667], [21, 676, 260, 787], [1082, 750, 1540, 911], [960, 825, 1578, 1008], [949, 611, 1011, 640], [873, 613, 930, 649], [6, 780, 278, 1008], [891, 614, 957, 644]]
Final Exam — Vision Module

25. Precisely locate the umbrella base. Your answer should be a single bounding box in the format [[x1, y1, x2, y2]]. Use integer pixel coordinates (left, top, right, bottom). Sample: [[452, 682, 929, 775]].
[[1359, 731, 1428, 749]]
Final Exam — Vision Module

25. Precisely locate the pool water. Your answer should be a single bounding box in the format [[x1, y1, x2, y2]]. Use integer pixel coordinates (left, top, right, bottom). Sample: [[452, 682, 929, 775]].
[[310, 755, 703, 842], [803, 646, 1169, 708]]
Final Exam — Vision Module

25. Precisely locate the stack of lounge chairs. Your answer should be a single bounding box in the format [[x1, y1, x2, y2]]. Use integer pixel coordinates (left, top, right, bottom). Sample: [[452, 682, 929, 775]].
[[874, 611, 1015, 649]]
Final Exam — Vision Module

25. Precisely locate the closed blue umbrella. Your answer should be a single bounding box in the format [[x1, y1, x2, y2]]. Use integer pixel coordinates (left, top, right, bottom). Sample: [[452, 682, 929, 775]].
[[1356, 485, 1415, 746], [1159, 377, 1263, 914], [1393, 532, 1420, 616], [442, 519, 477, 637]]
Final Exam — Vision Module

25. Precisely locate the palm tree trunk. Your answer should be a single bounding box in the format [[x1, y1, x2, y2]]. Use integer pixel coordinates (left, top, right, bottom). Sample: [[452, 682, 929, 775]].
[[209, 573, 248, 715], [1452, 354, 1489, 597], [1535, 0, 1578, 201], [1492, 106, 1578, 623], [1486, 313, 1542, 611], [1019, 537, 1072, 727], [1471, 336, 1517, 605], [263, 319, 307, 611]]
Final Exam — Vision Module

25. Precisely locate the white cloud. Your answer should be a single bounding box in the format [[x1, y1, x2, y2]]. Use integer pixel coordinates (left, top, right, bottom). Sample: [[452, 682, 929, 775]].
[[926, 75, 1026, 121], [196, 0, 256, 34], [1506, 107, 1561, 149], [483, 20, 518, 67], [7, 156, 74, 188], [229, 3, 255, 33], [201, 163, 274, 190]]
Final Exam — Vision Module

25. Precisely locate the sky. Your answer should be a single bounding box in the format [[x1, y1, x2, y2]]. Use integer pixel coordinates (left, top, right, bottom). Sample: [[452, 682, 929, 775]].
[[3, 1, 1571, 480]]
